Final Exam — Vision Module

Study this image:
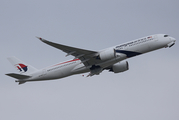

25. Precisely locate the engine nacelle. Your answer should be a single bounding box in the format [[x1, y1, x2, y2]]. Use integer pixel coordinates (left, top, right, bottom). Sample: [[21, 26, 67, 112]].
[[98, 48, 116, 61], [110, 61, 129, 73]]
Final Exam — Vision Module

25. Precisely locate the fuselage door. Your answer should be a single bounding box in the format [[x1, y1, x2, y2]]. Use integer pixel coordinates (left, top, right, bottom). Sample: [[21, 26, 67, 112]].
[[42, 69, 46, 76]]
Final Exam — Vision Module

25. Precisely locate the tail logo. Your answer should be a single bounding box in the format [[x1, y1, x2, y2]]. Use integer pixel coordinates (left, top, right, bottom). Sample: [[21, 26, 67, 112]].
[[16, 64, 28, 72]]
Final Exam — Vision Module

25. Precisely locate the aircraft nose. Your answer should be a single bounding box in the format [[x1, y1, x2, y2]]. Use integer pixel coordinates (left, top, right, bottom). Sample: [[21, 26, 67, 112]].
[[170, 37, 176, 42], [167, 37, 176, 48]]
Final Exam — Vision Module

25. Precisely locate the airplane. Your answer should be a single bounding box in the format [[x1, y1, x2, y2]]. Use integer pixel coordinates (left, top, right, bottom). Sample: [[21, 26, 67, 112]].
[[6, 34, 176, 84]]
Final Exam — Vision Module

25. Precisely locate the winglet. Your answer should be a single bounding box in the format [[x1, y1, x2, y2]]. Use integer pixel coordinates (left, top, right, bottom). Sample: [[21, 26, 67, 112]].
[[36, 36, 46, 42]]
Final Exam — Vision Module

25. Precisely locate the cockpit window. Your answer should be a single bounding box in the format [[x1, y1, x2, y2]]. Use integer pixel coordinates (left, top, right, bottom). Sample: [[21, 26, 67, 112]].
[[164, 35, 169, 37]]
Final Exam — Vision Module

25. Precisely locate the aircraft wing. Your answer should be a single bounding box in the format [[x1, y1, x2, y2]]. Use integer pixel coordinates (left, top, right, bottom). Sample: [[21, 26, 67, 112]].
[[37, 37, 98, 66]]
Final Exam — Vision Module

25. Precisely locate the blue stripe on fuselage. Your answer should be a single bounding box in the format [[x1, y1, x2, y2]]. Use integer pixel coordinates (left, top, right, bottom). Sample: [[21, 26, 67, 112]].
[[115, 50, 141, 58]]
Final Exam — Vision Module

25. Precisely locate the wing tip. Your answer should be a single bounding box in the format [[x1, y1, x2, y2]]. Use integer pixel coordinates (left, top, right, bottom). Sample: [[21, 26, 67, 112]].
[[36, 36, 46, 42]]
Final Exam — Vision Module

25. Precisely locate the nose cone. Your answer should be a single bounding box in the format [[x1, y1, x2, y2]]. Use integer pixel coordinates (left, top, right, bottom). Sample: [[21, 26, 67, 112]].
[[168, 37, 176, 48], [170, 37, 176, 42]]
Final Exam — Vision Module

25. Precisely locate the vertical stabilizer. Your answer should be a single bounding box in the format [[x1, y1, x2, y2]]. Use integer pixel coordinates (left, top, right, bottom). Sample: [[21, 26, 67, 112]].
[[7, 56, 38, 75]]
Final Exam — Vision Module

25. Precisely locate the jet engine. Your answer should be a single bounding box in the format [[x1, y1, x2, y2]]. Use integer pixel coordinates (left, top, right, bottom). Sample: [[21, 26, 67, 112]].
[[97, 48, 116, 61], [109, 61, 129, 73]]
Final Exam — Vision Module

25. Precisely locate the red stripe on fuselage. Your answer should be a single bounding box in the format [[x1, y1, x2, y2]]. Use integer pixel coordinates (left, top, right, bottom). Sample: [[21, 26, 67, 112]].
[[51, 59, 80, 67]]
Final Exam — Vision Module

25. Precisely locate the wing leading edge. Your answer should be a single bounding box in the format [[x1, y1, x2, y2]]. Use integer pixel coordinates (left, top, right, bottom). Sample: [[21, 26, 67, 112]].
[[37, 37, 98, 66]]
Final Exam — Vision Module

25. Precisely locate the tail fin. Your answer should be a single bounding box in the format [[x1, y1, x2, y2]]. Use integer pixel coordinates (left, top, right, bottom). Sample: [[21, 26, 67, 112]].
[[7, 56, 38, 75]]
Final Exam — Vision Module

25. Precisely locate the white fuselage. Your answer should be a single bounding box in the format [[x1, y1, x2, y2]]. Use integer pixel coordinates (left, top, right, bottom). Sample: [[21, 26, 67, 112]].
[[22, 34, 176, 82]]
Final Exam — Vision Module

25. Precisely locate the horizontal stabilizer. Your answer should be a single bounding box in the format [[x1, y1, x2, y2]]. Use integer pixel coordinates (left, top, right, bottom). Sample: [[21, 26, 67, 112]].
[[6, 73, 31, 79]]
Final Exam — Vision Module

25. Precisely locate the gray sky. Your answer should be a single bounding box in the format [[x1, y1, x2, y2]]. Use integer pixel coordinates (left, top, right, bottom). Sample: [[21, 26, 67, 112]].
[[1, 0, 179, 120]]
